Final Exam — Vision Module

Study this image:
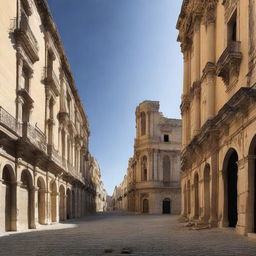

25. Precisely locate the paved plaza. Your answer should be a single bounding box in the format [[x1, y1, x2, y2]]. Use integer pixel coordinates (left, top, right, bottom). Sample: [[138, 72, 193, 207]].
[[0, 212, 256, 256]]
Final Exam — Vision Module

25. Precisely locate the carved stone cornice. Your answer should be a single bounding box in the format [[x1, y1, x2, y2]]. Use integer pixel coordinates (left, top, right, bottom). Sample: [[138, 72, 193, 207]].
[[177, 0, 218, 46], [201, 62, 216, 81], [180, 96, 190, 114], [181, 88, 256, 171]]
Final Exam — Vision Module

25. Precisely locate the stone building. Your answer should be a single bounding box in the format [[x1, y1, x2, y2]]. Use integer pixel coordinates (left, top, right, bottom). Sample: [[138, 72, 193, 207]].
[[112, 101, 181, 214], [89, 157, 108, 212], [0, 0, 97, 232], [177, 0, 256, 236]]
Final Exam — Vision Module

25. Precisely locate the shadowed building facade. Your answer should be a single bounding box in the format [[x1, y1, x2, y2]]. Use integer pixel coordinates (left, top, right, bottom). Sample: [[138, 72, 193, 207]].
[[0, 0, 98, 232], [112, 101, 181, 214], [177, 0, 256, 236]]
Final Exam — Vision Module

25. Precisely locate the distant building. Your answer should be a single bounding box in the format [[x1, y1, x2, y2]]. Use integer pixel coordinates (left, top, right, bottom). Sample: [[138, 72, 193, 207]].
[[112, 101, 182, 214]]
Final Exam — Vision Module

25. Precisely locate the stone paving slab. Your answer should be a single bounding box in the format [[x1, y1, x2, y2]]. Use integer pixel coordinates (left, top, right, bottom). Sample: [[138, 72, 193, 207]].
[[0, 212, 256, 256]]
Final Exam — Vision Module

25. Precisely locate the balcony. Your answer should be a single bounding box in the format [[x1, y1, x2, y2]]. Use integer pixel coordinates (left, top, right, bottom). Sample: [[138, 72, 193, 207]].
[[45, 68, 60, 96], [14, 10, 39, 63], [0, 107, 20, 136], [47, 144, 62, 165], [22, 122, 47, 153], [216, 41, 242, 88]]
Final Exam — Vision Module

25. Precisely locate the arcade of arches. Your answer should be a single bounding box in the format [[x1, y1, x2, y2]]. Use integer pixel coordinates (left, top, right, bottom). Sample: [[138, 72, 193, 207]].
[[0, 161, 96, 232], [181, 135, 256, 235]]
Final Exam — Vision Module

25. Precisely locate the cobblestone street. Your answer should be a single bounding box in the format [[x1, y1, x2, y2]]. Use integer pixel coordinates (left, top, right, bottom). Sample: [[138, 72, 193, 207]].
[[0, 212, 256, 256]]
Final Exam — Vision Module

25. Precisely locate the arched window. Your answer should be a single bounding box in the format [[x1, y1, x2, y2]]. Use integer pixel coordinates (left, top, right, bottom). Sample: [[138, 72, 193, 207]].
[[163, 156, 170, 184], [141, 112, 146, 136], [141, 156, 147, 181]]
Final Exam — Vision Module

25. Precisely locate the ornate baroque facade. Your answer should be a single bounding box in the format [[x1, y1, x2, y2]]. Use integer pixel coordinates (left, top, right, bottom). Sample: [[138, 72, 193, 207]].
[[0, 0, 99, 232], [112, 101, 181, 214], [177, 0, 256, 235], [89, 157, 108, 212]]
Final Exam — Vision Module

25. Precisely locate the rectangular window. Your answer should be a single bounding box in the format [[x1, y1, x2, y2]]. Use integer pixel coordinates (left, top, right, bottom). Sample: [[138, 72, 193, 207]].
[[164, 134, 169, 142]]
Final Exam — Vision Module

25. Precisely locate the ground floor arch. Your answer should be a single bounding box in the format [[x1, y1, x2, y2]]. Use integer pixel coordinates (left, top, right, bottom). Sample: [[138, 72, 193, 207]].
[[194, 173, 199, 219], [2, 165, 16, 231], [66, 188, 71, 219], [162, 198, 171, 214], [142, 199, 149, 213], [50, 181, 57, 223], [223, 149, 238, 228], [59, 185, 65, 221], [20, 169, 34, 229], [203, 164, 210, 221], [37, 177, 46, 224]]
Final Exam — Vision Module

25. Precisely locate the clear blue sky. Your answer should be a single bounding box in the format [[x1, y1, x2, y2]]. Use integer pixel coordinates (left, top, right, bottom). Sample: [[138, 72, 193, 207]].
[[47, 0, 183, 195]]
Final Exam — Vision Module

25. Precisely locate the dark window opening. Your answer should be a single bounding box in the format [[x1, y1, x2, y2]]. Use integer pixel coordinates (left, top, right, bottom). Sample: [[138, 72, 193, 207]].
[[228, 10, 237, 43], [164, 134, 169, 142]]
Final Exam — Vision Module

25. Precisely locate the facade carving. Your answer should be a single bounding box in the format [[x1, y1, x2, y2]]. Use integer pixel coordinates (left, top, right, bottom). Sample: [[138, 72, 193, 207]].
[[112, 101, 181, 214], [177, 0, 256, 236], [0, 0, 101, 232]]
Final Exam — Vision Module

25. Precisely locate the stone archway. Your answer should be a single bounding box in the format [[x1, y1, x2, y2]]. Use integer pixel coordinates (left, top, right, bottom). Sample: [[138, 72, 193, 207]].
[[59, 185, 65, 221], [187, 180, 191, 216], [248, 136, 256, 233], [66, 188, 71, 219], [20, 169, 34, 229], [162, 198, 171, 214], [223, 149, 238, 228], [203, 164, 211, 221], [2, 165, 16, 231], [142, 199, 149, 213], [72, 190, 76, 218], [37, 177, 46, 225], [194, 173, 199, 219], [50, 181, 57, 223]]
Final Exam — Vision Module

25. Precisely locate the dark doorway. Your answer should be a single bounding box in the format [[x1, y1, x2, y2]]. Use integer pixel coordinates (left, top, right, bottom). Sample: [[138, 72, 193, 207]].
[[227, 151, 238, 227], [142, 199, 149, 213], [162, 198, 171, 214]]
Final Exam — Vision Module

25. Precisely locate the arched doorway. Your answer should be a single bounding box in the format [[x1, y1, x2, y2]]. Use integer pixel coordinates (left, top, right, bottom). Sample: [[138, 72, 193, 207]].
[[248, 136, 256, 233], [183, 183, 187, 216], [162, 198, 171, 214], [66, 189, 71, 219], [50, 181, 57, 222], [20, 170, 33, 229], [2, 165, 16, 231], [187, 180, 191, 215], [142, 199, 149, 213], [72, 190, 76, 218], [204, 165, 210, 221], [224, 149, 238, 228], [37, 177, 46, 224], [59, 185, 65, 221], [194, 173, 199, 219]]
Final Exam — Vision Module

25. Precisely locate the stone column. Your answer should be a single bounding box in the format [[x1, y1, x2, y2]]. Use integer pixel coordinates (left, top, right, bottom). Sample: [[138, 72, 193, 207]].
[[193, 18, 201, 82], [193, 86, 201, 137], [182, 110, 187, 148], [147, 112, 150, 136], [183, 51, 189, 94], [236, 157, 249, 235], [30, 186, 37, 229], [206, 19, 216, 119]]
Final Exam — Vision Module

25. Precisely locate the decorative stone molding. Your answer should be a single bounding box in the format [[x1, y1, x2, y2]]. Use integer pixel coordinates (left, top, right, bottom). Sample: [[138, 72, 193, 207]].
[[216, 41, 242, 89], [202, 62, 216, 81], [181, 88, 256, 169], [21, 0, 33, 16], [177, 0, 218, 48], [222, 0, 239, 22], [14, 9, 39, 63]]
